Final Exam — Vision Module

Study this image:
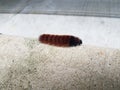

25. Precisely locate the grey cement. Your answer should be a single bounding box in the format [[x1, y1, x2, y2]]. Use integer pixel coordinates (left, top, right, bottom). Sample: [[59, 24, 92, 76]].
[[0, 0, 120, 18], [0, 14, 120, 49], [0, 35, 120, 90]]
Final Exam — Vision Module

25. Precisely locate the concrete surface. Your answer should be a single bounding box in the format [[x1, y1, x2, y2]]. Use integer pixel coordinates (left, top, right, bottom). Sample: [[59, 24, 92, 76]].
[[0, 0, 120, 18], [0, 14, 120, 49], [0, 35, 120, 90]]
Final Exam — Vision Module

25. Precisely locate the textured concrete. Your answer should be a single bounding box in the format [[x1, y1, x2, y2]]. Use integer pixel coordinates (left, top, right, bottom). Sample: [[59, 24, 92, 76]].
[[0, 0, 120, 17], [0, 35, 120, 90]]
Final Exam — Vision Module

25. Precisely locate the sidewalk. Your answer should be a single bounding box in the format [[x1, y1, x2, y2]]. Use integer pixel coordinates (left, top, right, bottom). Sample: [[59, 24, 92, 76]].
[[0, 35, 120, 90]]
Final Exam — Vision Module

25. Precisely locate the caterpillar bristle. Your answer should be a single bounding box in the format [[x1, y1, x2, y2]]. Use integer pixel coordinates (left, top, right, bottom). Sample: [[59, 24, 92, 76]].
[[39, 34, 82, 47]]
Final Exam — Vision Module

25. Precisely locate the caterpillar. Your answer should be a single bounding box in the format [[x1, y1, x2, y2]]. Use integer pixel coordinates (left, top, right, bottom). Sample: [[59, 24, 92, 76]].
[[39, 34, 82, 47]]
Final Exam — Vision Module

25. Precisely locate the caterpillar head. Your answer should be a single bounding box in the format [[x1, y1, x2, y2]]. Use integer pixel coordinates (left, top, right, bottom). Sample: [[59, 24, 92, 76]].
[[69, 36, 82, 46]]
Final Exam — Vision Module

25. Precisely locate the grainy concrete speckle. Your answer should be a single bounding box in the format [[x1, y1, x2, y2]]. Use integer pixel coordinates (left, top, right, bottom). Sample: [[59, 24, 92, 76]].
[[0, 35, 120, 90]]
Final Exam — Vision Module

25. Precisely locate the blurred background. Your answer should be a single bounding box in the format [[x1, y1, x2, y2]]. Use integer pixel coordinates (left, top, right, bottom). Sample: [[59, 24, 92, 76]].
[[0, 0, 120, 17]]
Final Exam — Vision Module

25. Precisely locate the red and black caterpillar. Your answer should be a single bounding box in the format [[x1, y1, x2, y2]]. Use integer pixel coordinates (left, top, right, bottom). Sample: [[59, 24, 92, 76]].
[[39, 34, 82, 47]]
